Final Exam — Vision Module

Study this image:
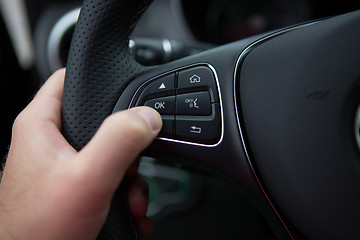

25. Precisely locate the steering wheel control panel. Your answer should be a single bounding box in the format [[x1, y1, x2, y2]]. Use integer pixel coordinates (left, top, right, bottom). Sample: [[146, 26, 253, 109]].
[[131, 65, 222, 145]]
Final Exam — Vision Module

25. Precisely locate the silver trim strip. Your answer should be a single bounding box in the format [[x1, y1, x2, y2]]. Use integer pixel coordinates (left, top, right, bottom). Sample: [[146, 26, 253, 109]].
[[129, 63, 224, 148], [233, 22, 318, 240], [355, 104, 360, 151]]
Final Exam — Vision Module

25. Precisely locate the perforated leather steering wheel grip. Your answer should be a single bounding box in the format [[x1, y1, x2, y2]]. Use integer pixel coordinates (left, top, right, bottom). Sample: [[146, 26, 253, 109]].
[[62, 0, 153, 239]]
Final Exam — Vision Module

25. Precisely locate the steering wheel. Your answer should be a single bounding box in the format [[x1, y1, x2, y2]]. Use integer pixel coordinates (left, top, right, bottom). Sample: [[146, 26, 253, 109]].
[[61, 0, 360, 239]]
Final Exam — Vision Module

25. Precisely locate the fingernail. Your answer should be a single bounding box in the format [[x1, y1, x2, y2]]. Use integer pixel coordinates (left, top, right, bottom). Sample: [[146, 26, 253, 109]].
[[133, 107, 162, 132]]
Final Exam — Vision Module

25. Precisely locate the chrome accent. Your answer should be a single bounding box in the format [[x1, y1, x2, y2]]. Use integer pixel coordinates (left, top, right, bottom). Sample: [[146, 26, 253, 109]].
[[128, 39, 136, 49], [355, 104, 360, 151], [162, 39, 172, 62], [129, 63, 224, 148]]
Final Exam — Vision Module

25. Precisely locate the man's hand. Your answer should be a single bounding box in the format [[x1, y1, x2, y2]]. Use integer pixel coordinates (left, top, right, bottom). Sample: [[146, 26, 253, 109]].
[[0, 69, 162, 240]]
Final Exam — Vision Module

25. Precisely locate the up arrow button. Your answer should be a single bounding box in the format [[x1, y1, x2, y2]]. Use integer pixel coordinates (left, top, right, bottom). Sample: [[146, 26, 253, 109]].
[[135, 73, 175, 106]]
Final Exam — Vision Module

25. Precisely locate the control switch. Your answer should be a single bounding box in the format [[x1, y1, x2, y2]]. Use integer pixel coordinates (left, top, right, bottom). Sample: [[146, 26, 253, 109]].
[[176, 104, 221, 144], [177, 92, 211, 116], [144, 96, 175, 115], [137, 74, 175, 105], [132, 65, 222, 145], [177, 66, 218, 102]]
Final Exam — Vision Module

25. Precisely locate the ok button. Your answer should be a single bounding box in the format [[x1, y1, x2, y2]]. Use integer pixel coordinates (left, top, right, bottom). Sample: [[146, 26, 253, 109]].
[[144, 96, 175, 115]]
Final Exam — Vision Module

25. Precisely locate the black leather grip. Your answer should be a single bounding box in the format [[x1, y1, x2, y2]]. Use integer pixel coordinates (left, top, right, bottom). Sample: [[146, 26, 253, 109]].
[[63, 0, 152, 150], [62, 0, 153, 239]]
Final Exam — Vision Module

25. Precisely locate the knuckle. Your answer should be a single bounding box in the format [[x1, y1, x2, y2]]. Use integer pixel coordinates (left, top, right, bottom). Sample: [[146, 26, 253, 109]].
[[12, 111, 27, 136]]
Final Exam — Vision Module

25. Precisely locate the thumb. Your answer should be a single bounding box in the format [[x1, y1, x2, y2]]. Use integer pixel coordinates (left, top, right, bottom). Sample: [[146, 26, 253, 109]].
[[70, 107, 162, 198]]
